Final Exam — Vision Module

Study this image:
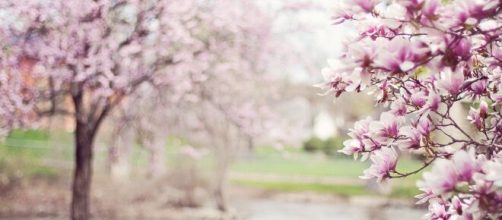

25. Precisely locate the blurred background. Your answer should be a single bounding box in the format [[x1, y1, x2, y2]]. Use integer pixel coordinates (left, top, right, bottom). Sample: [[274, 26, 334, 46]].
[[0, 0, 426, 219]]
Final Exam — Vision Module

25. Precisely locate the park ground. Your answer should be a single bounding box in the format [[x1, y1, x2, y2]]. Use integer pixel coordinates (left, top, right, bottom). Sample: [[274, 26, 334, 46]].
[[0, 130, 426, 219]]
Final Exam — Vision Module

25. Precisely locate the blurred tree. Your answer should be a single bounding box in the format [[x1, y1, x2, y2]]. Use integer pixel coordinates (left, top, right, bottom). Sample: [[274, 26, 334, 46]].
[[0, 0, 274, 218], [102, 2, 328, 212]]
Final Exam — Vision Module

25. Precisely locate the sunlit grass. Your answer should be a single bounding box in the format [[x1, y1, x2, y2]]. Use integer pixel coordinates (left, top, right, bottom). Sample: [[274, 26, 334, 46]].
[[231, 179, 420, 199], [232, 179, 371, 197], [0, 129, 60, 178], [230, 146, 426, 199], [232, 146, 425, 179]]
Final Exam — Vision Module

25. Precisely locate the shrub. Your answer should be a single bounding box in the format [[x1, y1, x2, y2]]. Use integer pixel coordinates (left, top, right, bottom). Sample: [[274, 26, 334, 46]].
[[302, 137, 324, 153], [322, 137, 344, 157]]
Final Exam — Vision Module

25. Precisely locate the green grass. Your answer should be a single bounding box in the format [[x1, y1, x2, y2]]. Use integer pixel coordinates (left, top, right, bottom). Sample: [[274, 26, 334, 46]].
[[230, 146, 426, 199], [7, 129, 50, 140], [0, 144, 58, 178], [390, 185, 421, 198], [0, 130, 426, 199], [231, 179, 419, 199], [232, 147, 424, 179], [0, 129, 68, 178], [232, 179, 372, 197], [233, 158, 367, 178]]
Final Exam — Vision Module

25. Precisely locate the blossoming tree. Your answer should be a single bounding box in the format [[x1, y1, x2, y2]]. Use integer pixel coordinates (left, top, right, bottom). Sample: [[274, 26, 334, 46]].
[[321, 0, 502, 219], [0, 0, 263, 219], [129, 1, 280, 210]]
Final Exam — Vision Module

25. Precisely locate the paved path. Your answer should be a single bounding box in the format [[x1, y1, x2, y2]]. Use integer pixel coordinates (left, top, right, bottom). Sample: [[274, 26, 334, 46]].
[[233, 199, 424, 220]]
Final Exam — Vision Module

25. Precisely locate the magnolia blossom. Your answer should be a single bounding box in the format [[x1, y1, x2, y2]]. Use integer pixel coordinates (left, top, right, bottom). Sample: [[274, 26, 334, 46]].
[[323, 0, 502, 218], [361, 147, 398, 181], [467, 101, 490, 130], [340, 139, 364, 156], [373, 38, 429, 73], [439, 68, 465, 95], [417, 117, 433, 137], [419, 150, 479, 194], [369, 112, 399, 142], [398, 126, 422, 150], [425, 200, 450, 220]]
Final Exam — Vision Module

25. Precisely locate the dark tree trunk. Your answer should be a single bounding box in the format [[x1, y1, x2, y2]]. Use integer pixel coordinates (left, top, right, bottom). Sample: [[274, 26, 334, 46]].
[[214, 150, 228, 212], [71, 120, 96, 220], [215, 185, 227, 212]]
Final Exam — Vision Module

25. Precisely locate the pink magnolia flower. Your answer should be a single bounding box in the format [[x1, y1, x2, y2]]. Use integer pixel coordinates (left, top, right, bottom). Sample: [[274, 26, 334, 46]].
[[420, 150, 478, 195], [420, 159, 459, 195], [397, 0, 423, 12], [332, 0, 379, 24], [483, 157, 502, 187], [417, 117, 433, 136], [492, 117, 502, 139], [478, 100, 489, 118], [347, 117, 372, 140], [420, 0, 439, 24], [450, 197, 464, 216], [361, 147, 398, 181], [345, 38, 379, 70], [451, 37, 472, 61], [390, 100, 407, 116], [425, 92, 441, 112], [398, 126, 422, 150], [361, 138, 381, 152], [452, 149, 478, 182], [415, 186, 435, 204], [340, 139, 364, 156], [469, 79, 487, 98], [442, 0, 500, 29], [360, 22, 398, 39], [374, 38, 429, 73], [332, 2, 357, 24], [410, 91, 428, 108], [352, 0, 378, 12], [439, 68, 465, 95], [467, 107, 483, 129], [425, 200, 450, 220], [370, 112, 399, 141], [318, 63, 350, 97]]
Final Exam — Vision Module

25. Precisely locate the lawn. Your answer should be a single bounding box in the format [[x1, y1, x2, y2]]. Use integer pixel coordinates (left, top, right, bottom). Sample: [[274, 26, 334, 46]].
[[230, 146, 425, 199], [0, 129, 426, 199], [0, 129, 61, 178]]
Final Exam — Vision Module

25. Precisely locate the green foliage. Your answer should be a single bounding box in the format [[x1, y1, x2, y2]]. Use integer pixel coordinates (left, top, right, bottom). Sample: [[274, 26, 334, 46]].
[[322, 137, 344, 157], [302, 136, 345, 157], [302, 136, 324, 153]]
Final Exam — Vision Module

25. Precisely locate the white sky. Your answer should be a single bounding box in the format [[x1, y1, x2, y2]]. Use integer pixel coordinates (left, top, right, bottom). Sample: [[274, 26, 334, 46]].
[[257, 0, 354, 84]]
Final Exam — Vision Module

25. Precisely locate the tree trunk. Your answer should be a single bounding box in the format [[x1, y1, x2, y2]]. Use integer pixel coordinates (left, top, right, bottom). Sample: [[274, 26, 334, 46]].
[[108, 125, 134, 180], [145, 134, 166, 178], [214, 148, 228, 212], [71, 120, 96, 220]]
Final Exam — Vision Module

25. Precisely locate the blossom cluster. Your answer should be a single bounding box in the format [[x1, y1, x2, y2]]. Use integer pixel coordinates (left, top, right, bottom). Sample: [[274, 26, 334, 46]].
[[322, 0, 502, 218]]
